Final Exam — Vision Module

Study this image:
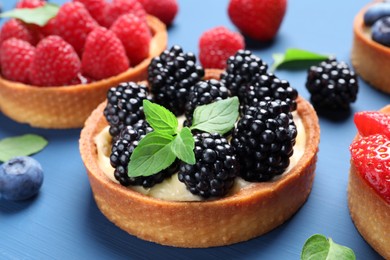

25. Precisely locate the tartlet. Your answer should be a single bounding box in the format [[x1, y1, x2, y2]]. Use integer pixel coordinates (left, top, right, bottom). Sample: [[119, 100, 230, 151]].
[[348, 105, 390, 259], [0, 15, 167, 129], [79, 70, 320, 248], [351, 2, 390, 94]]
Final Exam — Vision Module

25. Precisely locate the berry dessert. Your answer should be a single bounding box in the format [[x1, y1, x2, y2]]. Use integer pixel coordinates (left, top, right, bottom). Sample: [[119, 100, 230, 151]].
[[0, 1, 167, 128], [79, 49, 320, 247], [348, 108, 390, 259], [351, 1, 390, 94]]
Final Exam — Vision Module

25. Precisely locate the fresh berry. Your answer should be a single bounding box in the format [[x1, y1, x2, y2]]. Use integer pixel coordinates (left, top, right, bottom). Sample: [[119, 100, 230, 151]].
[[0, 38, 35, 84], [178, 132, 239, 198], [16, 0, 45, 8], [364, 3, 390, 26], [110, 13, 151, 65], [0, 19, 41, 46], [29, 36, 81, 86], [305, 58, 358, 111], [354, 111, 390, 139], [103, 0, 146, 28], [350, 134, 390, 204], [0, 156, 43, 201], [82, 27, 129, 80], [104, 81, 151, 137], [231, 100, 297, 182], [184, 79, 230, 125], [228, 0, 287, 41], [372, 16, 390, 47], [139, 0, 178, 26], [148, 45, 205, 115], [198, 26, 245, 69], [74, 0, 107, 26], [220, 49, 268, 96]]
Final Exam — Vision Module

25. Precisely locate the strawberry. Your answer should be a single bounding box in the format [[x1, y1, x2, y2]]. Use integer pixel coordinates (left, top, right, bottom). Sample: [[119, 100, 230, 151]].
[[138, 0, 178, 26], [228, 0, 287, 41], [0, 38, 35, 84], [198, 26, 245, 69], [73, 0, 107, 26], [103, 0, 146, 28], [110, 13, 151, 65], [82, 27, 129, 80], [0, 19, 41, 46], [354, 111, 390, 139], [29, 36, 81, 86], [350, 134, 390, 204], [16, 0, 45, 8]]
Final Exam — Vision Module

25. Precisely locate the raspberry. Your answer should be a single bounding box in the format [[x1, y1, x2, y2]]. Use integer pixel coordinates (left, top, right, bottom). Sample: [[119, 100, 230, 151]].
[[74, 0, 107, 26], [199, 26, 245, 69], [29, 36, 81, 86], [138, 0, 178, 26], [16, 0, 45, 8], [0, 19, 41, 46], [350, 134, 390, 204], [110, 13, 151, 65], [103, 0, 146, 28], [354, 111, 390, 139], [82, 27, 129, 80], [0, 38, 35, 84]]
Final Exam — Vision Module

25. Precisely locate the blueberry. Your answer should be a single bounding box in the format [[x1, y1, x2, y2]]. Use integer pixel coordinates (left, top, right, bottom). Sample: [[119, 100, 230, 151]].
[[372, 16, 390, 47], [0, 156, 43, 201], [364, 3, 390, 26]]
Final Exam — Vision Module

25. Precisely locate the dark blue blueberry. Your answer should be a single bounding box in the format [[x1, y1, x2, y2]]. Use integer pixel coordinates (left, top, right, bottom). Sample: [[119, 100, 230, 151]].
[[0, 156, 43, 201], [364, 3, 390, 26], [372, 16, 390, 47]]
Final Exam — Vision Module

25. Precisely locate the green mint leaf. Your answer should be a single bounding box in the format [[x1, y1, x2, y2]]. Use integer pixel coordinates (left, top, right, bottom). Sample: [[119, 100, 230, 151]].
[[143, 100, 178, 135], [0, 3, 60, 26], [0, 134, 48, 162], [301, 234, 356, 260], [171, 127, 195, 164], [191, 97, 239, 135], [271, 48, 330, 72], [128, 132, 176, 177]]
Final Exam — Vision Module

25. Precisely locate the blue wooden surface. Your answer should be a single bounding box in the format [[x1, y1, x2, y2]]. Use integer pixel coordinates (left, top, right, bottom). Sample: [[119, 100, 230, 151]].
[[0, 0, 388, 259]]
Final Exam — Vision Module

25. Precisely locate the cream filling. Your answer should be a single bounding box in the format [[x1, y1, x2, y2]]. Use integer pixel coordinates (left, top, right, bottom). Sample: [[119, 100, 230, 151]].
[[95, 112, 306, 201]]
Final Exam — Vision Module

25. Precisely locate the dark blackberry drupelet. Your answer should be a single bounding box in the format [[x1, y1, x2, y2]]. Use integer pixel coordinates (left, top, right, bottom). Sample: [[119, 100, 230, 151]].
[[231, 100, 297, 182], [220, 49, 268, 96], [148, 45, 205, 115], [306, 58, 358, 111], [178, 132, 239, 198], [184, 79, 230, 126], [110, 123, 178, 188], [104, 82, 151, 137]]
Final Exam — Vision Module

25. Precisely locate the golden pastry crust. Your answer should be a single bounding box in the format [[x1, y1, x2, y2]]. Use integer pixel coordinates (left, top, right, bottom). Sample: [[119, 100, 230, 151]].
[[80, 69, 320, 248], [351, 2, 390, 94], [0, 15, 167, 129], [348, 105, 390, 259]]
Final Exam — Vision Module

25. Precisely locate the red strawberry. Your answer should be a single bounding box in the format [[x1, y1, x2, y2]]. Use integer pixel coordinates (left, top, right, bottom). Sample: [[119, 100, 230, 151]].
[[350, 134, 390, 204], [16, 0, 45, 8], [110, 13, 151, 65], [73, 0, 107, 26], [0, 19, 41, 46], [354, 111, 390, 139], [103, 0, 146, 28], [198, 26, 245, 69], [82, 27, 129, 80], [138, 0, 178, 26], [228, 0, 287, 41], [0, 38, 35, 83], [29, 36, 81, 86], [42, 2, 98, 56]]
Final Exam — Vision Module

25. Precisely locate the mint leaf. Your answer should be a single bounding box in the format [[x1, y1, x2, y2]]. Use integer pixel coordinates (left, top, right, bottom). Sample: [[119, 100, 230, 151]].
[[0, 3, 60, 26], [128, 132, 176, 177], [143, 100, 178, 135], [271, 48, 329, 71], [171, 127, 195, 164], [191, 97, 239, 135], [301, 234, 356, 260], [0, 134, 48, 162]]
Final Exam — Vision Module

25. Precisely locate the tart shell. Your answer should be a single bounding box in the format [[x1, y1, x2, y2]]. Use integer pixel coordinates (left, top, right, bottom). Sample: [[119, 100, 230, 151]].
[[0, 15, 167, 129], [348, 105, 390, 259], [79, 70, 320, 248]]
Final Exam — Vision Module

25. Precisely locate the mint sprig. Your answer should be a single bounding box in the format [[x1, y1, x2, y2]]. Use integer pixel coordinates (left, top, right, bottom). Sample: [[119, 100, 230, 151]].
[[143, 100, 178, 135], [0, 3, 60, 26], [0, 134, 48, 162], [171, 127, 195, 164]]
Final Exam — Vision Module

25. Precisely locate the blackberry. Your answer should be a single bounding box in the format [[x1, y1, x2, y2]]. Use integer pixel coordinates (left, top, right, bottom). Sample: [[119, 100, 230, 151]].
[[110, 124, 178, 188], [306, 58, 358, 111], [148, 45, 205, 115], [184, 79, 230, 126], [104, 82, 150, 137], [220, 49, 268, 96], [231, 100, 297, 182], [178, 132, 239, 198]]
